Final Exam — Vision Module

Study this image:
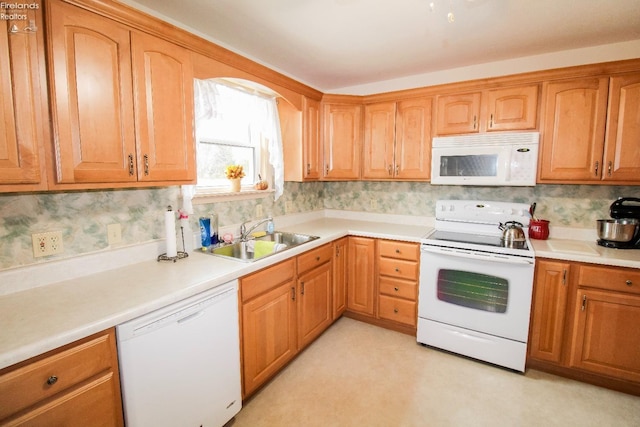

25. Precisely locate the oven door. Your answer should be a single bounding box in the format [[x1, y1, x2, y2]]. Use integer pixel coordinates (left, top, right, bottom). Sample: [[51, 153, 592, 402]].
[[418, 245, 534, 342]]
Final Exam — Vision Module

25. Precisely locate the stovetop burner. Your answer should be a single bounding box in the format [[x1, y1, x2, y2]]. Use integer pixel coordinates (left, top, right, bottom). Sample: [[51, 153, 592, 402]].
[[430, 230, 529, 251]]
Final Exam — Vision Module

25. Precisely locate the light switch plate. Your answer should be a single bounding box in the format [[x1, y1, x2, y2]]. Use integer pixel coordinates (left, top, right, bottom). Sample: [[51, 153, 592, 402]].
[[107, 223, 122, 245]]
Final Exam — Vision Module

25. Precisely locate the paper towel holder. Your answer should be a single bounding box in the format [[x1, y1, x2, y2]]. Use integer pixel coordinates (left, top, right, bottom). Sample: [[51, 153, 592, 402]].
[[158, 205, 189, 263]]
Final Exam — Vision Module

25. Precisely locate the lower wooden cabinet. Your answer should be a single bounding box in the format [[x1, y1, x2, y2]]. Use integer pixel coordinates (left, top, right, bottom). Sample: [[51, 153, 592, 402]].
[[345, 237, 419, 334], [0, 328, 124, 426], [528, 258, 640, 395], [239, 244, 335, 397], [332, 237, 349, 319]]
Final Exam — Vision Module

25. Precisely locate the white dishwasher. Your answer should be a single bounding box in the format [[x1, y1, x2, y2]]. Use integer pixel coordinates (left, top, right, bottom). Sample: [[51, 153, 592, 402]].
[[117, 280, 241, 427]]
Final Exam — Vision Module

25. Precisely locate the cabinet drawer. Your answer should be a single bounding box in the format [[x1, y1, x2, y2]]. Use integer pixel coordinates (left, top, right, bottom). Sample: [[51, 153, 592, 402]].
[[0, 330, 116, 420], [378, 240, 419, 261], [297, 244, 332, 274], [578, 265, 640, 295], [378, 295, 416, 326], [379, 276, 417, 301], [378, 257, 418, 281], [241, 258, 295, 302]]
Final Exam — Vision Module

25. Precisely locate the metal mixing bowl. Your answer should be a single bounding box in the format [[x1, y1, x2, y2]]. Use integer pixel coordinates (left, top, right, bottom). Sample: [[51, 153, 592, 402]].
[[597, 219, 639, 242]]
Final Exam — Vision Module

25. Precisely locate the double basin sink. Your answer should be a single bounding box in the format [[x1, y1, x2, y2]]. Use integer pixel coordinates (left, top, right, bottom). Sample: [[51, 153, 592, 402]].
[[206, 231, 320, 262]]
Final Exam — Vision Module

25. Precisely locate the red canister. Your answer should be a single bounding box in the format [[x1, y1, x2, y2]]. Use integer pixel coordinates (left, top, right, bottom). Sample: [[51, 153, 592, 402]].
[[529, 219, 550, 240]]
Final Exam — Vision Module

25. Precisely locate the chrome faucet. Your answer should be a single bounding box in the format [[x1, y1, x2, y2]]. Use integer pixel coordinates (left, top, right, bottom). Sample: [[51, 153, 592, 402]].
[[240, 216, 273, 241]]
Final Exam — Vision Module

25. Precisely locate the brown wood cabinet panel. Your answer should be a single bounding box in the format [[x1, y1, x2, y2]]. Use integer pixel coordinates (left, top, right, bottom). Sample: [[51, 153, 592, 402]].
[[379, 276, 417, 301], [570, 289, 640, 382], [377, 239, 419, 261], [333, 237, 348, 319], [296, 243, 333, 275], [395, 97, 432, 180], [363, 102, 396, 179], [603, 73, 640, 182], [578, 264, 640, 295], [47, 1, 137, 184], [297, 261, 333, 348], [435, 92, 481, 135], [538, 77, 609, 181], [303, 97, 322, 180], [323, 103, 362, 179], [131, 31, 195, 182], [240, 259, 295, 302], [529, 260, 570, 363], [378, 295, 416, 327], [0, 3, 47, 191], [347, 237, 376, 316], [0, 329, 123, 426], [486, 84, 538, 131], [241, 278, 297, 396]]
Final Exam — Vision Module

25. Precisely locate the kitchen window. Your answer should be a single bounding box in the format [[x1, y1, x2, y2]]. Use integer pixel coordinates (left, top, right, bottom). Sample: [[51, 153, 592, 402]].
[[188, 78, 284, 203]]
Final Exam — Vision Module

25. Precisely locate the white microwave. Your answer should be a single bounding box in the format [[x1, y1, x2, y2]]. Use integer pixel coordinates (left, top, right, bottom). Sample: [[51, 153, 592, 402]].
[[430, 132, 539, 186]]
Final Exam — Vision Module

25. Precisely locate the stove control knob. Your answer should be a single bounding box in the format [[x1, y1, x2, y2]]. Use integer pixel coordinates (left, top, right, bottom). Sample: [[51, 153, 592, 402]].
[[448, 204, 455, 211]]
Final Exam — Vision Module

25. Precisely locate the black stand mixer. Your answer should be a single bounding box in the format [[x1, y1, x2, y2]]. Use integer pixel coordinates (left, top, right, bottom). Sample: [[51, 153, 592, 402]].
[[597, 197, 640, 249]]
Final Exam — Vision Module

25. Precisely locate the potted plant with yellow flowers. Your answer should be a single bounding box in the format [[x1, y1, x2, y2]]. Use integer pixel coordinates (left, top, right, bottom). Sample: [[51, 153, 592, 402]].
[[225, 165, 245, 192]]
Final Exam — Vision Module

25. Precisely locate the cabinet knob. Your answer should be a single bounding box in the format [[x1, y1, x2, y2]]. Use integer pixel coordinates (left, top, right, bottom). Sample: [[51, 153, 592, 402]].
[[46, 375, 58, 386], [626, 280, 633, 286], [316, 256, 320, 262], [395, 249, 401, 254], [394, 287, 399, 292], [393, 308, 399, 314], [395, 267, 400, 272]]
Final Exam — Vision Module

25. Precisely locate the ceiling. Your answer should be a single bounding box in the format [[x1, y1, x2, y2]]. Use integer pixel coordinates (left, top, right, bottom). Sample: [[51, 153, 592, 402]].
[[124, 0, 640, 92]]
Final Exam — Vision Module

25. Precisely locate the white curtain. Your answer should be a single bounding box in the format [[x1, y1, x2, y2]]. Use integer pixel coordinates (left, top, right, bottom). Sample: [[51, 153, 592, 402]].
[[181, 79, 284, 213]]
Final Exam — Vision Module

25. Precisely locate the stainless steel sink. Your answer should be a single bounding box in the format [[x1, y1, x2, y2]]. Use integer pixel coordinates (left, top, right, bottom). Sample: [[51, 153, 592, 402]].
[[206, 231, 320, 262]]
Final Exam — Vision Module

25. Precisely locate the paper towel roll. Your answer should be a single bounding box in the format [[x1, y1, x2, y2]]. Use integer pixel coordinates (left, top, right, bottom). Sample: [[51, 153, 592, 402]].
[[165, 207, 177, 258]]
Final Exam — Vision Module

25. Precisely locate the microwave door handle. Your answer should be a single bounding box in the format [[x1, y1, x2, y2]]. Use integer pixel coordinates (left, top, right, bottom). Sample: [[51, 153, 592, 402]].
[[421, 245, 534, 265]]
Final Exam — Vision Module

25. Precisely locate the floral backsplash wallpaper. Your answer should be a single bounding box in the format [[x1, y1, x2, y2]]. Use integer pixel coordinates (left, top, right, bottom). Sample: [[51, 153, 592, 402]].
[[0, 181, 637, 270]]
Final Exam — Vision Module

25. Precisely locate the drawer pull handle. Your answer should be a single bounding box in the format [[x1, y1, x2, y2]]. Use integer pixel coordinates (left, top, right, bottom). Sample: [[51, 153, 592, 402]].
[[46, 375, 58, 386], [316, 256, 320, 261], [626, 280, 633, 286], [395, 249, 400, 254], [395, 268, 400, 272], [394, 308, 399, 314], [394, 287, 399, 292]]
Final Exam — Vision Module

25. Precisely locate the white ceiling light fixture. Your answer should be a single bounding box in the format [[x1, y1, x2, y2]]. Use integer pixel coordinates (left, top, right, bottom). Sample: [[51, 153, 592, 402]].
[[429, 0, 457, 23]]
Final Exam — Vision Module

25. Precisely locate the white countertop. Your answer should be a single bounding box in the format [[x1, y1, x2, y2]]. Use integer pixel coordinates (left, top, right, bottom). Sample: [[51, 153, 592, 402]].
[[1, 214, 639, 370]]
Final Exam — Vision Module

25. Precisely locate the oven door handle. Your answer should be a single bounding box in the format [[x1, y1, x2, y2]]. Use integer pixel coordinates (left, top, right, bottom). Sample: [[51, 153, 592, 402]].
[[421, 245, 534, 265]]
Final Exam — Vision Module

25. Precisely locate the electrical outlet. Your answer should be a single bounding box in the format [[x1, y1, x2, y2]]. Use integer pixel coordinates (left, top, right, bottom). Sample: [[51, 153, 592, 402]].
[[32, 231, 64, 257], [285, 201, 293, 214], [256, 204, 263, 218], [107, 223, 122, 245], [370, 199, 378, 210]]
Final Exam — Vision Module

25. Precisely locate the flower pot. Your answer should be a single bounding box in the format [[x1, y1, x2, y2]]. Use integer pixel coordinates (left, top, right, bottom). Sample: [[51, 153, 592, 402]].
[[230, 178, 241, 192]]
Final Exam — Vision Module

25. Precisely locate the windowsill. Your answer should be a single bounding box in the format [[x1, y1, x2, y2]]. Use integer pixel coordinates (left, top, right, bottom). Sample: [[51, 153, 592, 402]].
[[192, 188, 275, 204]]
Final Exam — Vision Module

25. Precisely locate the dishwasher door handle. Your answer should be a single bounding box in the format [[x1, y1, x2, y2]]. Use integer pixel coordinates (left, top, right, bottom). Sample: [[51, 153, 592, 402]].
[[177, 310, 205, 324]]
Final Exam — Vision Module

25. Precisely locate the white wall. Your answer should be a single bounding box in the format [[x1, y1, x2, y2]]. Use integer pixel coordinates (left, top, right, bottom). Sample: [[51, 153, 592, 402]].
[[330, 40, 640, 95]]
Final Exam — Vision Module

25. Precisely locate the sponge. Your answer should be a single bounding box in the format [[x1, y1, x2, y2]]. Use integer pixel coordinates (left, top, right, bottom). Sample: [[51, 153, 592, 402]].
[[251, 231, 267, 238]]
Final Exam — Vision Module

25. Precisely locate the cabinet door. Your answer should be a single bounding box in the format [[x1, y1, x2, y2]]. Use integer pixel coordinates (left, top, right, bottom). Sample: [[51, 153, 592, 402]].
[[395, 97, 432, 180], [363, 102, 396, 179], [603, 73, 640, 182], [347, 237, 376, 316], [0, 4, 46, 190], [323, 103, 362, 179], [242, 279, 297, 396], [298, 261, 333, 348], [486, 84, 538, 131], [303, 97, 322, 180], [131, 32, 196, 182], [333, 238, 348, 319], [528, 260, 570, 363], [570, 289, 640, 382], [47, 1, 137, 184], [435, 92, 481, 135], [539, 77, 609, 181]]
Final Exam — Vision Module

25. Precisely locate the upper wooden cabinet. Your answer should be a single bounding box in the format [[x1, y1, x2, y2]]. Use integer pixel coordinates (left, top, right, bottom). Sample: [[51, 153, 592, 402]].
[[603, 73, 640, 182], [539, 73, 640, 184], [281, 96, 322, 182], [435, 92, 481, 135], [322, 102, 362, 180], [363, 98, 432, 180], [435, 85, 538, 135], [0, 3, 48, 192], [538, 77, 609, 182], [46, 0, 195, 187]]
